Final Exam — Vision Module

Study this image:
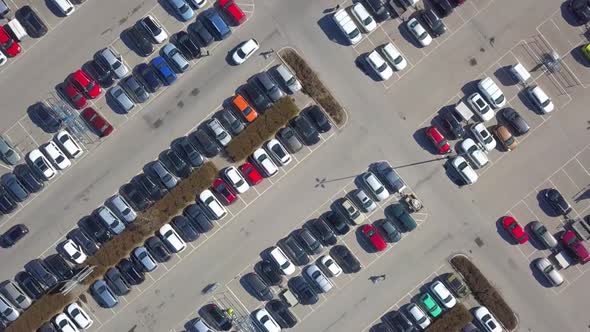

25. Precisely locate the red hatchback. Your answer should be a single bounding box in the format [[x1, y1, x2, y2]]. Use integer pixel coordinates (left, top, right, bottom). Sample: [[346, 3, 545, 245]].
[[218, 0, 247, 25], [213, 178, 237, 205], [361, 224, 387, 252], [70, 69, 101, 99], [240, 162, 263, 185], [82, 108, 113, 137], [426, 126, 450, 154], [501, 216, 528, 244], [63, 82, 87, 109], [562, 230, 590, 263], [0, 26, 21, 57]]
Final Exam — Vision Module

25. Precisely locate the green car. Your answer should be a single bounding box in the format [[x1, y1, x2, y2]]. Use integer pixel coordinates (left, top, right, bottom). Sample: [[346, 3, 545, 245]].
[[419, 292, 442, 318], [388, 204, 417, 232], [583, 43, 590, 62]]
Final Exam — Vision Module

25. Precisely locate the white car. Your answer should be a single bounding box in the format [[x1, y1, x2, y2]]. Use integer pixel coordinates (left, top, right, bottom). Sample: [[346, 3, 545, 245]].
[[366, 50, 393, 81], [333, 8, 362, 45], [55, 130, 83, 159], [407, 18, 432, 47], [361, 171, 389, 201], [407, 303, 431, 329], [350, 2, 377, 32], [60, 239, 87, 264], [429, 281, 457, 309], [159, 223, 187, 253], [380, 42, 407, 71], [265, 139, 292, 166], [223, 166, 250, 194], [451, 156, 478, 185], [304, 264, 333, 293], [527, 85, 554, 113], [28, 149, 56, 180], [319, 254, 342, 277], [474, 306, 503, 332], [269, 246, 295, 275], [470, 123, 497, 151], [189, 0, 207, 8], [353, 189, 377, 212], [252, 148, 278, 177], [42, 141, 71, 170], [140, 15, 168, 43], [232, 38, 259, 65], [53, 313, 79, 332], [253, 308, 281, 332], [478, 77, 506, 108], [460, 138, 489, 169], [467, 93, 494, 122], [199, 189, 227, 220], [66, 302, 93, 329], [535, 258, 564, 287]]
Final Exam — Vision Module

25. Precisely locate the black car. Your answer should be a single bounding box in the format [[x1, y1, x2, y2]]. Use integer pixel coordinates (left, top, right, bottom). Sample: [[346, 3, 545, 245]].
[[45, 254, 75, 281], [544, 188, 572, 216], [191, 129, 220, 158], [117, 258, 145, 285], [244, 272, 272, 301], [296, 228, 322, 255], [282, 235, 309, 265], [365, 0, 391, 22], [25, 259, 59, 290], [383, 310, 418, 332], [288, 276, 318, 305], [420, 9, 446, 36], [135, 63, 162, 93], [570, 0, 590, 23], [370, 161, 406, 194], [277, 127, 303, 153], [126, 26, 154, 57], [79, 215, 112, 244], [160, 149, 191, 178], [442, 110, 465, 139], [501, 108, 529, 135], [0, 224, 28, 247], [305, 105, 331, 133], [312, 218, 337, 246], [189, 18, 214, 47], [145, 236, 171, 262], [0, 185, 17, 214], [123, 75, 149, 103], [204, 304, 233, 331], [120, 183, 151, 212], [89, 59, 115, 87], [175, 31, 201, 59], [431, 0, 453, 17], [14, 164, 44, 193], [291, 115, 320, 145], [330, 245, 361, 273], [171, 215, 200, 242], [266, 299, 297, 328], [31, 102, 62, 133], [105, 267, 131, 295], [380, 219, 402, 242], [134, 173, 166, 201], [324, 211, 350, 235], [2, 172, 30, 202], [172, 136, 204, 168], [244, 82, 272, 111], [16, 6, 48, 38], [15, 271, 44, 300], [67, 228, 99, 256], [184, 204, 214, 233], [38, 322, 58, 332], [219, 109, 245, 136], [256, 260, 283, 286]]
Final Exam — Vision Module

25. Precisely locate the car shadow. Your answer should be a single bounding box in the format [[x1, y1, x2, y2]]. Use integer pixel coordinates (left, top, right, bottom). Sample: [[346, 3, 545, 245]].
[[570, 45, 590, 67], [529, 259, 553, 288], [44, 0, 68, 18], [516, 89, 541, 115], [536, 189, 560, 218], [317, 14, 351, 46], [495, 216, 518, 245], [494, 66, 518, 87], [575, 187, 590, 202], [442, 159, 464, 188], [560, 1, 584, 27], [459, 79, 479, 97]]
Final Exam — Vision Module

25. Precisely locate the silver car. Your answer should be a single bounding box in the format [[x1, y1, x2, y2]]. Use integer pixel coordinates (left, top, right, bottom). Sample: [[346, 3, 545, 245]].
[[530, 221, 558, 249], [150, 160, 178, 189], [361, 171, 389, 201], [534, 258, 564, 287], [304, 264, 333, 293], [110, 86, 136, 113], [206, 118, 231, 147], [97, 47, 129, 79], [0, 135, 20, 165], [0, 294, 19, 322], [107, 194, 137, 224], [352, 189, 376, 212], [0, 280, 32, 310], [96, 206, 125, 235], [132, 246, 157, 272], [274, 64, 301, 94], [162, 43, 190, 73]]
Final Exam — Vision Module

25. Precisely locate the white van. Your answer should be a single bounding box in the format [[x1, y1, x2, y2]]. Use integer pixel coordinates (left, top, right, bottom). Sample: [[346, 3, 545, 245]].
[[510, 62, 531, 84], [269, 246, 295, 275], [477, 77, 506, 108], [7, 19, 27, 41], [51, 0, 75, 16]]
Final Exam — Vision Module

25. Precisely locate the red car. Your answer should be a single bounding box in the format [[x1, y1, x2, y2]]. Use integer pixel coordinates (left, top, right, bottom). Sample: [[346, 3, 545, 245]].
[[562, 230, 590, 263], [70, 69, 101, 99], [63, 82, 87, 109], [240, 162, 263, 185], [213, 178, 237, 205], [0, 26, 21, 57], [501, 216, 528, 244], [82, 108, 113, 137], [361, 224, 387, 252], [218, 0, 247, 25], [426, 126, 450, 154]]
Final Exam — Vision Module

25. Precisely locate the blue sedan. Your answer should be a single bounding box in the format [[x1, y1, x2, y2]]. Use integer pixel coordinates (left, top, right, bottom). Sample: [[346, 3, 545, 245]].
[[150, 56, 177, 85]]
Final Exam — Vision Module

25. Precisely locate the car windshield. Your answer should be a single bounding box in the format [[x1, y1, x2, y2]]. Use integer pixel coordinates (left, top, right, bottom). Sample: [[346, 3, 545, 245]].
[[419, 32, 427, 40], [504, 136, 515, 146], [272, 145, 286, 158], [280, 261, 290, 269], [495, 95, 505, 104], [367, 229, 375, 236], [393, 55, 403, 64], [377, 62, 387, 72], [458, 161, 468, 171], [541, 99, 550, 107], [544, 265, 554, 273], [349, 29, 360, 39], [144, 19, 161, 34], [237, 49, 247, 58], [362, 16, 372, 25], [56, 155, 65, 163]]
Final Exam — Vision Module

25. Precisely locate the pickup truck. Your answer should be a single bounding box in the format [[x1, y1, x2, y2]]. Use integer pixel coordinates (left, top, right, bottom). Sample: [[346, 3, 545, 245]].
[[333, 9, 362, 45]]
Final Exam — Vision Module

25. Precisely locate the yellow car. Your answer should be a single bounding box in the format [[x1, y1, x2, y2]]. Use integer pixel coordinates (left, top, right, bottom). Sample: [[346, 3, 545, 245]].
[[583, 43, 590, 62]]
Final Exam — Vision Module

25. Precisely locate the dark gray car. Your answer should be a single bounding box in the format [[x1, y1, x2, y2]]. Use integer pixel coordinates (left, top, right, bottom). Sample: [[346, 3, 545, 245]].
[[245, 272, 273, 301], [0, 135, 20, 165], [67, 228, 99, 256], [255, 72, 285, 102], [91, 279, 119, 308], [276, 127, 302, 153], [370, 161, 407, 194], [296, 228, 322, 255], [105, 267, 131, 295], [2, 173, 29, 202], [420, 9, 446, 36], [381, 219, 402, 242], [190, 129, 220, 158], [184, 204, 213, 233], [132, 246, 158, 272], [501, 107, 530, 135], [24, 259, 58, 290], [14, 164, 43, 193], [219, 109, 245, 136], [172, 137, 204, 167], [282, 236, 309, 265], [123, 75, 149, 103]]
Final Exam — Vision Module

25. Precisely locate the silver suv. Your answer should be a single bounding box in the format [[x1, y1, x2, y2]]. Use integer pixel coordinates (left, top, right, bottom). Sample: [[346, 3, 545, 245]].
[[150, 160, 178, 189], [274, 64, 302, 94], [206, 118, 231, 147], [109, 86, 135, 113], [162, 43, 189, 73], [96, 47, 129, 79], [0, 135, 20, 165]]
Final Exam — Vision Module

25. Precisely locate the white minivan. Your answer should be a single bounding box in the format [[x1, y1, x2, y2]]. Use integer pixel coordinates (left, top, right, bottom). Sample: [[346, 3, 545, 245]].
[[51, 0, 75, 16], [477, 77, 506, 108]]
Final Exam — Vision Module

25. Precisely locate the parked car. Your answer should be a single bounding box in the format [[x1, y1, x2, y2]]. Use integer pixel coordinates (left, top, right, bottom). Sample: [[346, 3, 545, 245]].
[[0, 135, 20, 165], [380, 218, 401, 242], [202, 9, 231, 40], [283, 235, 309, 265], [256, 260, 284, 286], [266, 299, 297, 328], [431, 0, 453, 16], [305, 105, 331, 133], [67, 228, 99, 256], [544, 188, 572, 215], [213, 178, 237, 205], [419, 292, 442, 318], [470, 123, 496, 151], [219, 0, 247, 25], [14, 164, 43, 193], [243, 82, 272, 113], [426, 126, 450, 154], [162, 43, 190, 72], [62, 81, 87, 109], [120, 182, 151, 212], [132, 246, 158, 272], [91, 279, 119, 308], [361, 224, 387, 251], [53, 313, 77, 332], [382, 311, 416, 332], [297, 228, 322, 255], [534, 258, 564, 287], [105, 267, 130, 295], [474, 306, 502, 332], [337, 197, 365, 225], [66, 302, 93, 329], [366, 50, 393, 80], [191, 129, 220, 157], [150, 160, 178, 190], [32, 102, 62, 133], [70, 69, 101, 99], [1, 224, 29, 247], [352, 188, 377, 212], [430, 280, 456, 309], [319, 254, 342, 277], [459, 138, 489, 169], [107, 194, 137, 224], [126, 25, 154, 56], [223, 166, 250, 193], [160, 149, 191, 178], [27, 148, 56, 180], [199, 189, 227, 219], [150, 56, 177, 85], [268, 246, 296, 275], [122, 75, 149, 103], [324, 210, 350, 235], [330, 245, 361, 273], [17, 6, 48, 38], [442, 110, 466, 139], [42, 141, 71, 170], [232, 38, 259, 64], [406, 303, 430, 329], [245, 272, 272, 301], [89, 59, 114, 87], [562, 230, 590, 263], [501, 107, 529, 135], [365, 0, 390, 21], [175, 31, 201, 59], [173, 136, 204, 167], [526, 84, 554, 113], [501, 216, 528, 244], [421, 9, 446, 36], [2, 173, 29, 202], [387, 204, 417, 232], [530, 221, 558, 249], [0, 26, 20, 57], [370, 161, 407, 193], [277, 127, 303, 153], [240, 162, 263, 185], [291, 115, 320, 145], [0, 280, 31, 310], [207, 118, 231, 146], [288, 276, 318, 305], [45, 257, 73, 281], [55, 130, 83, 159], [255, 72, 285, 102], [569, 0, 590, 23], [109, 85, 136, 113], [333, 8, 362, 45], [305, 264, 333, 293], [273, 64, 302, 94], [81, 107, 113, 137], [312, 218, 337, 246], [407, 18, 432, 46], [136, 63, 162, 93], [25, 259, 58, 290], [59, 239, 87, 264], [203, 303, 232, 330], [79, 215, 112, 244], [350, 2, 377, 32], [96, 47, 129, 79], [494, 125, 517, 151], [478, 77, 506, 108], [184, 203, 214, 232], [167, 0, 194, 21], [253, 308, 281, 332], [139, 15, 167, 43], [252, 148, 278, 177], [118, 258, 145, 285], [15, 271, 44, 300], [145, 236, 171, 262], [232, 93, 259, 122], [362, 171, 389, 201], [265, 139, 291, 166], [0, 186, 16, 214], [133, 173, 165, 201], [95, 206, 125, 235], [468, 93, 494, 122], [188, 18, 214, 46]]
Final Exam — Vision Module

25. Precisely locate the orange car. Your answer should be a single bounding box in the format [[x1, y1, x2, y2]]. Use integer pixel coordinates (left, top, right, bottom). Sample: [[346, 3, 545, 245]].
[[232, 94, 258, 123]]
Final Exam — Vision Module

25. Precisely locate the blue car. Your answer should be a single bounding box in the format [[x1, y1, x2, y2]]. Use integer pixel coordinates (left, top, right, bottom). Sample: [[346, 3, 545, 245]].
[[150, 56, 177, 85], [202, 10, 231, 40], [135, 63, 162, 93], [167, 0, 194, 21]]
